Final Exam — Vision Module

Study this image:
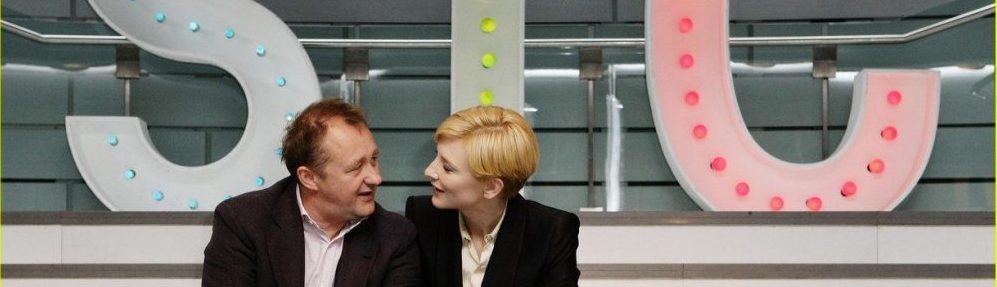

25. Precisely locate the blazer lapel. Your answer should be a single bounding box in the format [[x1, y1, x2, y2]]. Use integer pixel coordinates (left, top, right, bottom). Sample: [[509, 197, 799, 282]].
[[481, 195, 528, 287], [436, 208, 462, 287], [333, 205, 382, 287], [267, 180, 306, 287]]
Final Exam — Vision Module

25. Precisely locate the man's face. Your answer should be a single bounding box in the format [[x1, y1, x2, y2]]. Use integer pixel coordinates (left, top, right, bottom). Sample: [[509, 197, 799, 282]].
[[301, 119, 381, 221]]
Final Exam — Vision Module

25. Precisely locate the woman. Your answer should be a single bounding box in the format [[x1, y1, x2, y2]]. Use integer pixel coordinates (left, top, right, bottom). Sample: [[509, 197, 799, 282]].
[[406, 106, 580, 287]]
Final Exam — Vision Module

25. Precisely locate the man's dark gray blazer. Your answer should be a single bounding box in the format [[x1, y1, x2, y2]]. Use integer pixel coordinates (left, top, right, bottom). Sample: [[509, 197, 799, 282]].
[[202, 176, 421, 287]]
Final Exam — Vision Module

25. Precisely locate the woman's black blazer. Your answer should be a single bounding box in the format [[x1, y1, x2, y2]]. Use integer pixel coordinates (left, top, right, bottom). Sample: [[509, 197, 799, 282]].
[[405, 194, 580, 287]]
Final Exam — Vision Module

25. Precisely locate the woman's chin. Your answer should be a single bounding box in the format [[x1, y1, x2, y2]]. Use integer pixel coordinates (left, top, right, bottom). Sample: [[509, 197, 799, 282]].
[[430, 195, 456, 209]]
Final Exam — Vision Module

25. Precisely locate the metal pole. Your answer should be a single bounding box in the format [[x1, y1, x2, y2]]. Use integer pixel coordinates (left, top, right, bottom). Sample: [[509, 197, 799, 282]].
[[586, 80, 596, 207], [344, 47, 369, 106], [124, 79, 132, 116], [812, 44, 837, 159], [353, 81, 362, 106], [115, 45, 141, 116], [579, 47, 603, 208], [821, 79, 829, 158]]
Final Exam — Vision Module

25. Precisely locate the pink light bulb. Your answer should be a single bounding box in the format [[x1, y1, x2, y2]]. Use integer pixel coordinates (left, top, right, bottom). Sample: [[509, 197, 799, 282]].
[[867, 159, 885, 174], [887, 90, 902, 105], [678, 17, 693, 33], [770, 196, 784, 211], [710, 157, 726, 171], [881, 126, 898, 141], [806, 197, 823, 211], [735, 182, 749, 196], [680, 54, 694, 69], [684, 91, 700, 106], [841, 181, 857, 197], [693, 124, 708, 139]]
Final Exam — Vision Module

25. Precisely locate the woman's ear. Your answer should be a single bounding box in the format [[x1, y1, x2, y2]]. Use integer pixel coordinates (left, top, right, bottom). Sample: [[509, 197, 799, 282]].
[[297, 166, 319, 191], [482, 177, 505, 200]]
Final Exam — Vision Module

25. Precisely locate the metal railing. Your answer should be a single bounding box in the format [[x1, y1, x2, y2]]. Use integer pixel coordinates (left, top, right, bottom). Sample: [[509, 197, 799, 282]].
[[2, 4, 992, 48]]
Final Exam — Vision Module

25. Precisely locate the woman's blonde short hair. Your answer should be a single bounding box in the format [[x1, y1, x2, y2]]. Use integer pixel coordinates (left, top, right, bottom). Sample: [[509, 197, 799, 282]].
[[435, 106, 539, 198]]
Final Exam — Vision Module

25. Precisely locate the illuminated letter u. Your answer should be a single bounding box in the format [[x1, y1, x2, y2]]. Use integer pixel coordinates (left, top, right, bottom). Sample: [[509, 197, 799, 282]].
[[645, 0, 940, 211]]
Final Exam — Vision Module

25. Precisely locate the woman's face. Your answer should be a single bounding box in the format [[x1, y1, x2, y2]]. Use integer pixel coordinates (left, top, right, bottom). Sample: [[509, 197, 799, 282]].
[[424, 139, 490, 209]]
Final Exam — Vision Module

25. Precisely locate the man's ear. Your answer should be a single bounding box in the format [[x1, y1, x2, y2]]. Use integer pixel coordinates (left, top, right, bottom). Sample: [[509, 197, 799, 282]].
[[297, 166, 319, 191], [482, 177, 505, 200]]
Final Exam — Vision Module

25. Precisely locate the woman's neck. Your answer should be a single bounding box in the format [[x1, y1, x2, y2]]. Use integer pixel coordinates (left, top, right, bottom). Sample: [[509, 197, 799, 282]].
[[460, 198, 508, 238]]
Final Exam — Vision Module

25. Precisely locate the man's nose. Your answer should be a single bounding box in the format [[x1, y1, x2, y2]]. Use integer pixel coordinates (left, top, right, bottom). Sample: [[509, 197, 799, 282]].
[[365, 166, 382, 185]]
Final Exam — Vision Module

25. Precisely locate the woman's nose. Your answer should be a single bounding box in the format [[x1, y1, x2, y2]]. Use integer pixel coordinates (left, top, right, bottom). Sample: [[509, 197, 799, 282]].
[[424, 161, 438, 180]]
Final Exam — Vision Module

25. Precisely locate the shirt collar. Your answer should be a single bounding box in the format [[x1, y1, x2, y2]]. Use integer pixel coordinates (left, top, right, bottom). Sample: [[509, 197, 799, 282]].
[[296, 185, 311, 220], [459, 202, 508, 243]]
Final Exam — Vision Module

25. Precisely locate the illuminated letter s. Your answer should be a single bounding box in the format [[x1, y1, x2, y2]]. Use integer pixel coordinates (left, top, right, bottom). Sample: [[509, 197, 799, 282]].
[[66, 0, 320, 210]]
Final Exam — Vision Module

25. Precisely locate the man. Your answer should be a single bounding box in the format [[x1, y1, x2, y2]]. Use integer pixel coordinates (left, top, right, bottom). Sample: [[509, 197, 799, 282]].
[[202, 98, 420, 287]]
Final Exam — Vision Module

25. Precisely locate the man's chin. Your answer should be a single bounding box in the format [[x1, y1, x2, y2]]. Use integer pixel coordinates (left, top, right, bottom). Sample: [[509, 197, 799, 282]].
[[356, 202, 376, 217]]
